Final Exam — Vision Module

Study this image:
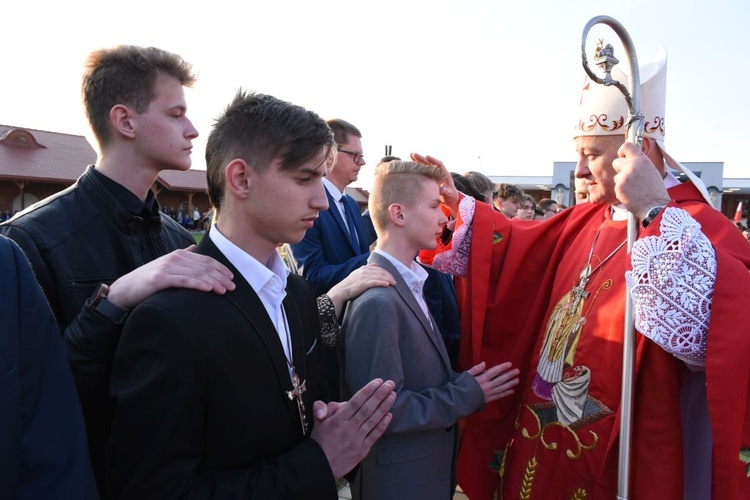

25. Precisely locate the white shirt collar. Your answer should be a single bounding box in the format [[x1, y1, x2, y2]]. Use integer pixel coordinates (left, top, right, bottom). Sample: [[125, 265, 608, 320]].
[[663, 170, 681, 189], [208, 224, 296, 368], [208, 224, 289, 304], [374, 249, 433, 328], [322, 177, 354, 236], [322, 177, 344, 202], [373, 249, 428, 296]]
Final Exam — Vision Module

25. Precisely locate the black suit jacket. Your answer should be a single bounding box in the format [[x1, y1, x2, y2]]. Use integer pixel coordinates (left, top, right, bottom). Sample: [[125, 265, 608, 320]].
[[106, 237, 336, 499]]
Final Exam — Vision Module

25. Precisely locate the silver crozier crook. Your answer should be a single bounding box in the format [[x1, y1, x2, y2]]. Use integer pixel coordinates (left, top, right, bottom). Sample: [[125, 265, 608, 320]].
[[580, 15, 645, 500]]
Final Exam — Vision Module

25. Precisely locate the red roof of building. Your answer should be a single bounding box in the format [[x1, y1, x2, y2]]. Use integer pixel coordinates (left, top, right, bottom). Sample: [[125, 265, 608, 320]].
[[0, 125, 95, 183], [345, 186, 370, 203], [157, 168, 207, 191], [0, 124, 208, 192]]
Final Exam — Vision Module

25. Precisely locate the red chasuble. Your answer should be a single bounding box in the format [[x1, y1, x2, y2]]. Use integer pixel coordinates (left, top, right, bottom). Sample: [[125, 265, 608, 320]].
[[440, 182, 750, 499]]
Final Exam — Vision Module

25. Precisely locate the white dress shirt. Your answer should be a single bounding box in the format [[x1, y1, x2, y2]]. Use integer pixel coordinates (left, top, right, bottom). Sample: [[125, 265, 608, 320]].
[[322, 177, 354, 237], [373, 249, 432, 330], [209, 225, 294, 364]]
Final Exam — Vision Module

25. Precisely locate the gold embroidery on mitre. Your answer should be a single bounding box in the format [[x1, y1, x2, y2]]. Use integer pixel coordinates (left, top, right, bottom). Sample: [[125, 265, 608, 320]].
[[578, 114, 625, 133], [644, 116, 665, 136]]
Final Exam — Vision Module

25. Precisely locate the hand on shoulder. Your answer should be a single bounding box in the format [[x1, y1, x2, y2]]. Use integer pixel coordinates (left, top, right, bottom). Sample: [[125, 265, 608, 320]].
[[107, 245, 235, 310], [326, 264, 395, 314]]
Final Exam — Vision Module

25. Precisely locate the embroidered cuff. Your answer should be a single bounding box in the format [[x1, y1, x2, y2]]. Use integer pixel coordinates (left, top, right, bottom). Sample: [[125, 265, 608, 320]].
[[625, 207, 716, 366], [432, 196, 475, 276], [317, 294, 339, 348]]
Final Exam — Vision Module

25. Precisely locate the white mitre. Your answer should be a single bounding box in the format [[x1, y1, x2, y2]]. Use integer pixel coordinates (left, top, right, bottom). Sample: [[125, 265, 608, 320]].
[[575, 46, 711, 204]]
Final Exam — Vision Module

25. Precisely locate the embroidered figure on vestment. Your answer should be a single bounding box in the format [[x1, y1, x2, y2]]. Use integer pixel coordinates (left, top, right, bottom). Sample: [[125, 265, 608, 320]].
[[531, 223, 624, 430]]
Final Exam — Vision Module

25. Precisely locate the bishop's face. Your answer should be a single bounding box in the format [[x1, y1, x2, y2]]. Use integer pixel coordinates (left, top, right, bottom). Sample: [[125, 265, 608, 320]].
[[574, 135, 622, 205], [574, 176, 589, 204]]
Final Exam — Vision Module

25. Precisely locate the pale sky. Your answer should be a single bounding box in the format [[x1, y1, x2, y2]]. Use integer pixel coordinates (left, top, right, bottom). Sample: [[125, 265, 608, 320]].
[[2, 0, 747, 191]]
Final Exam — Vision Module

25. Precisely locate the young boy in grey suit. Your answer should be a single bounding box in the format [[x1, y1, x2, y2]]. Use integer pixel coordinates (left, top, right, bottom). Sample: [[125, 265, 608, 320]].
[[342, 160, 520, 499]]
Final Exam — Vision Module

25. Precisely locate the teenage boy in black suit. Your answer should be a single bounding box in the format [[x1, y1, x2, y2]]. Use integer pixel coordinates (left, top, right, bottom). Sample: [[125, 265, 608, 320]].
[[106, 91, 396, 499]]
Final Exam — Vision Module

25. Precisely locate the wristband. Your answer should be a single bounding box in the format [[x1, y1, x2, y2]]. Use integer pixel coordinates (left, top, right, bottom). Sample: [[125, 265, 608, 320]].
[[88, 283, 129, 323], [642, 206, 665, 228]]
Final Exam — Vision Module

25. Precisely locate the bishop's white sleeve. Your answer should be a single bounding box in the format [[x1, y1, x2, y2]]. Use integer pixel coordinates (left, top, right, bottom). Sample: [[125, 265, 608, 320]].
[[431, 196, 477, 277], [625, 207, 716, 367]]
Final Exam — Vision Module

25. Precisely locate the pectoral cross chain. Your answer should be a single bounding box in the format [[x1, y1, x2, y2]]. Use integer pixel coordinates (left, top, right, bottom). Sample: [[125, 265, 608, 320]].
[[286, 371, 308, 435], [568, 230, 627, 312]]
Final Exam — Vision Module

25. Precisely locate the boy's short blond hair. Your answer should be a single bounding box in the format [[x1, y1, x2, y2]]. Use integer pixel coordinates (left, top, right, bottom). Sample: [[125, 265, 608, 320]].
[[369, 160, 444, 233]]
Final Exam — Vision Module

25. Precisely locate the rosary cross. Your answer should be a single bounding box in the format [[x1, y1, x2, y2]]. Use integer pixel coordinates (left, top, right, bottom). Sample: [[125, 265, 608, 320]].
[[287, 371, 308, 435]]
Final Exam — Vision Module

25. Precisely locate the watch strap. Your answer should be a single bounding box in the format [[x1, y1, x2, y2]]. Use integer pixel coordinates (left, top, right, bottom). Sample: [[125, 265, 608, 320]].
[[88, 283, 129, 323], [642, 206, 666, 228]]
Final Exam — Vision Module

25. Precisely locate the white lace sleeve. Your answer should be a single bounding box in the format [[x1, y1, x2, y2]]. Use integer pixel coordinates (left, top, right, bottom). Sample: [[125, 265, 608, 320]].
[[432, 196, 476, 276], [625, 207, 716, 367]]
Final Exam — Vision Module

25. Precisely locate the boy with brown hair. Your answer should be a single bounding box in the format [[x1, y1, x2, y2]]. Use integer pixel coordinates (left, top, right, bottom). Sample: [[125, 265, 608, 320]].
[[0, 45, 235, 493], [106, 91, 396, 499]]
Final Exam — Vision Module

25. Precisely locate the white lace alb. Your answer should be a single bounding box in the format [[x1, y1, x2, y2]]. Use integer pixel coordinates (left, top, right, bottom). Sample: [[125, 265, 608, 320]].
[[626, 207, 716, 366], [432, 196, 475, 276]]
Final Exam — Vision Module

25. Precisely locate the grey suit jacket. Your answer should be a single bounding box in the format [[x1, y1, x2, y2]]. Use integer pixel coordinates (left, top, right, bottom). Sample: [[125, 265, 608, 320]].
[[341, 252, 484, 500]]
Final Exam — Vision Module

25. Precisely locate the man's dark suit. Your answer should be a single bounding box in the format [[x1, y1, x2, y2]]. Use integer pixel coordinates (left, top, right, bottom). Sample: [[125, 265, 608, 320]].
[[0, 235, 97, 499], [290, 186, 370, 402], [290, 187, 369, 296], [106, 236, 336, 499]]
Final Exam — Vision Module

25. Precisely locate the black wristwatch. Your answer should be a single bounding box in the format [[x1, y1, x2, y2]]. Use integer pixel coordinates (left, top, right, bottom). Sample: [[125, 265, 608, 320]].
[[641, 206, 665, 228], [89, 283, 129, 323]]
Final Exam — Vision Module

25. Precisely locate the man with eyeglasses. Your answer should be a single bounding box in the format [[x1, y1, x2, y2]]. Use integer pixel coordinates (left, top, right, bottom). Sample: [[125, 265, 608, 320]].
[[538, 198, 559, 219], [290, 118, 371, 402]]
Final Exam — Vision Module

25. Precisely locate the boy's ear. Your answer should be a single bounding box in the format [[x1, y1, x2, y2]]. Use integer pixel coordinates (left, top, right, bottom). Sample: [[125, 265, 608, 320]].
[[225, 159, 254, 200], [388, 203, 406, 227], [110, 104, 136, 139]]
